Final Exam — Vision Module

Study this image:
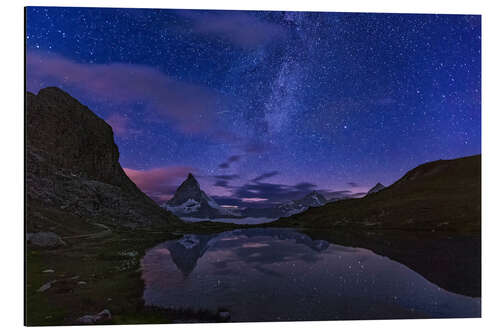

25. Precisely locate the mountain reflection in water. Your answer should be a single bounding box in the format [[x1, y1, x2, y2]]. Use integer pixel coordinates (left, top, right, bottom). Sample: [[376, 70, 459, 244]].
[[141, 228, 480, 322]]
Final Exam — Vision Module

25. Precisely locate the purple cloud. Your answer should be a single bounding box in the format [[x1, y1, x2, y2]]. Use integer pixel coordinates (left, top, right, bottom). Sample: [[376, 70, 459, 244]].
[[124, 166, 195, 202], [181, 11, 287, 49], [105, 113, 142, 138], [26, 52, 221, 134], [214, 174, 240, 180], [214, 180, 231, 188], [251, 171, 279, 182], [218, 155, 241, 169], [243, 141, 273, 153]]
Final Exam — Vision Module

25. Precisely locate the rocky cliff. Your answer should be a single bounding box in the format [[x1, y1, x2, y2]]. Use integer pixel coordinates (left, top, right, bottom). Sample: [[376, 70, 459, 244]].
[[26, 87, 180, 230]]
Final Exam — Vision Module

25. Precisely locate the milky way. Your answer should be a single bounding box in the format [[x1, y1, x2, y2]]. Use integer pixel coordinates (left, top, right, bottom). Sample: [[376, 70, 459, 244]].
[[26, 7, 481, 207]]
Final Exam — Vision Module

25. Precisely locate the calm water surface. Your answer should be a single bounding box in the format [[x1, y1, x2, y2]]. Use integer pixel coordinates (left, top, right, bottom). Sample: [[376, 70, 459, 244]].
[[141, 228, 480, 322]]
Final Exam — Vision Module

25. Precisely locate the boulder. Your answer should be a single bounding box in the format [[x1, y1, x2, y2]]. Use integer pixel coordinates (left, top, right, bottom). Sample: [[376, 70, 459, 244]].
[[28, 232, 66, 248], [77, 309, 112, 324], [218, 311, 231, 320]]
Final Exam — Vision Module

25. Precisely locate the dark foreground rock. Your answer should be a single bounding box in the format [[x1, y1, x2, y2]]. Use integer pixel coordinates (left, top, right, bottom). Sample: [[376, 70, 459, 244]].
[[77, 309, 112, 324], [26, 87, 180, 230], [27, 232, 66, 248]]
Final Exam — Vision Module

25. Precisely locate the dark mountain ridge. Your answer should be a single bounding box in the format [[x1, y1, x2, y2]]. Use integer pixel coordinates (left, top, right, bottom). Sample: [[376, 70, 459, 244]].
[[26, 87, 180, 231], [366, 182, 385, 195], [270, 155, 481, 233]]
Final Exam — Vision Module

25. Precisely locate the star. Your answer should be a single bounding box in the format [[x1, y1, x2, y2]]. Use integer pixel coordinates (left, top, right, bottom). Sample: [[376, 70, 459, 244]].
[[25, 7, 481, 204]]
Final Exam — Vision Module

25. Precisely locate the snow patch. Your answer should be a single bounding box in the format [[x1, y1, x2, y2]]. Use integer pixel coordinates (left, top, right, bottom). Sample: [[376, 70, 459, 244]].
[[163, 198, 201, 214], [284, 207, 307, 217], [177, 235, 200, 249]]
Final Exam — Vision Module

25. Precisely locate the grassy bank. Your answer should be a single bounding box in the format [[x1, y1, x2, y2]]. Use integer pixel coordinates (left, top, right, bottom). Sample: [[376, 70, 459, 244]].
[[26, 226, 177, 326], [25, 208, 249, 326]]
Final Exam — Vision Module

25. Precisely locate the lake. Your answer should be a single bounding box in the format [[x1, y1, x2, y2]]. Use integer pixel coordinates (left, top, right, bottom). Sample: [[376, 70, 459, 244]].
[[141, 228, 480, 322]]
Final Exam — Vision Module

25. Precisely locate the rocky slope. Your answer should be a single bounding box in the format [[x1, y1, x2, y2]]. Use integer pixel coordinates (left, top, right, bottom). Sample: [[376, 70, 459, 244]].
[[26, 87, 180, 231], [366, 182, 385, 195], [270, 155, 481, 232]]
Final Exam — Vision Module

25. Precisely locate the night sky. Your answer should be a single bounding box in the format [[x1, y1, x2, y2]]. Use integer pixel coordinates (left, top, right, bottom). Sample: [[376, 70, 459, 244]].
[[26, 7, 481, 208]]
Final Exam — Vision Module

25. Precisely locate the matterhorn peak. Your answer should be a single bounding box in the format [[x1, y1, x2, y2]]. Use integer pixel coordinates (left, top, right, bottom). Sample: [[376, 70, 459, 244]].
[[180, 173, 200, 187], [162, 173, 239, 219]]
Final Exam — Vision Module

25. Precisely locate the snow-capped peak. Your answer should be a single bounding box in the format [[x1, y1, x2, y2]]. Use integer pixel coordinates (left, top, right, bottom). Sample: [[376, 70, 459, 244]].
[[162, 173, 240, 218]]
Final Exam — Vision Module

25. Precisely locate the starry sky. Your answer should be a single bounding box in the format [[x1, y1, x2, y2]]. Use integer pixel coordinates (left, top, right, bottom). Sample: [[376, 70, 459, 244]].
[[26, 7, 481, 208]]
